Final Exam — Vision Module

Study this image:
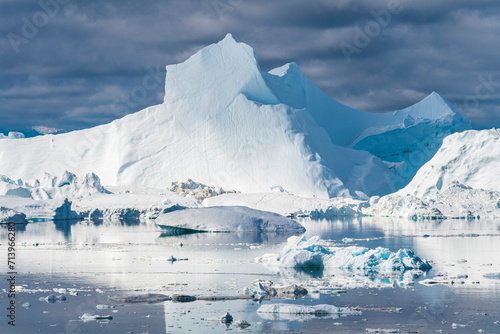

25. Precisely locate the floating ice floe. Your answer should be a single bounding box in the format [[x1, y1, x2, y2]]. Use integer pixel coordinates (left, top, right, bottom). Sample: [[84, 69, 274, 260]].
[[365, 329, 400, 333], [256, 236, 431, 290], [39, 294, 66, 303], [155, 206, 305, 234], [257, 235, 431, 274], [257, 303, 361, 320], [80, 313, 113, 322], [234, 320, 251, 329]]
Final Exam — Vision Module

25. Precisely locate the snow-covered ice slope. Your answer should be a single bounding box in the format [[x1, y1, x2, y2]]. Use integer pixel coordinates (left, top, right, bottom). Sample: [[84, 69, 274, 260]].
[[400, 129, 500, 197], [0, 34, 469, 198]]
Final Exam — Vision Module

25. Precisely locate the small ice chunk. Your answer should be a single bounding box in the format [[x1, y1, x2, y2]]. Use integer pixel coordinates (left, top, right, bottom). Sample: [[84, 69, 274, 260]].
[[39, 294, 66, 303], [234, 320, 251, 329], [219, 312, 233, 324], [22, 302, 31, 309], [365, 329, 400, 333], [80, 313, 113, 322], [484, 273, 500, 280], [96, 305, 115, 309]]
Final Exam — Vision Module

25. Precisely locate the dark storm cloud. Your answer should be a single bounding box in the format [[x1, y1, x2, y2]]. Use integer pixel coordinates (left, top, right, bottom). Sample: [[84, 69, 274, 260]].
[[1, 0, 499, 135]]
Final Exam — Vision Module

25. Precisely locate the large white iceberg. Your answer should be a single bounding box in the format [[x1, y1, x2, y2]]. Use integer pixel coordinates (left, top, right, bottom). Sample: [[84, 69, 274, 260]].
[[0, 34, 469, 199], [155, 206, 305, 234]]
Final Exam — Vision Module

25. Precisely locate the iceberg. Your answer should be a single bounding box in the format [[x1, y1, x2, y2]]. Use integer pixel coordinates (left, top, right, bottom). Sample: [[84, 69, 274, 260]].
[[364, 129, 500, 219], [80, 313, 113, 322], [73, 185, 201, 223], [399, 129, 500, 197], [257, 235, 431, 275], [364, 182, 500, 219], [257, 303, 361, 321], [0, 206, 27, 224], [155, 206, 305, 234], [0, 171, 108, 200], [0, 132, 24, 139], [0, 34, 469, 199], [0, 195, 79, 220]]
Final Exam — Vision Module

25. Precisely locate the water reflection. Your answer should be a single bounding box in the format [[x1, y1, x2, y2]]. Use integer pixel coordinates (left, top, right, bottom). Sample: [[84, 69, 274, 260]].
[[2, 216, 500, 333], [158, 229, 296, 245]]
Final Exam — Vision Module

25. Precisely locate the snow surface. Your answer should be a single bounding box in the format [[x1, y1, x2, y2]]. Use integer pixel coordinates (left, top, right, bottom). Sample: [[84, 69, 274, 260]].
[[155, 206, 306, 233], [257, 235, 431, 274], [0, 34, 469, 199]]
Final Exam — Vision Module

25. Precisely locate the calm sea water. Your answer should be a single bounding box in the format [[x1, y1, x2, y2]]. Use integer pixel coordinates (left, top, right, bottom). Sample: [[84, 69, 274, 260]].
[[1, 216, 500, 333]]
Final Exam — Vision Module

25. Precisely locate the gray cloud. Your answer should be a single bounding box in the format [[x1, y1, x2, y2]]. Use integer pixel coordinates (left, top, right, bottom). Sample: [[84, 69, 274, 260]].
[[1, 0, 499, 135]]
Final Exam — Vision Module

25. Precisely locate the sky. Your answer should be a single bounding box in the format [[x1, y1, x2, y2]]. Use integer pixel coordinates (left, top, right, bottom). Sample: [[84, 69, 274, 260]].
[[1, 0, 500, 135]]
